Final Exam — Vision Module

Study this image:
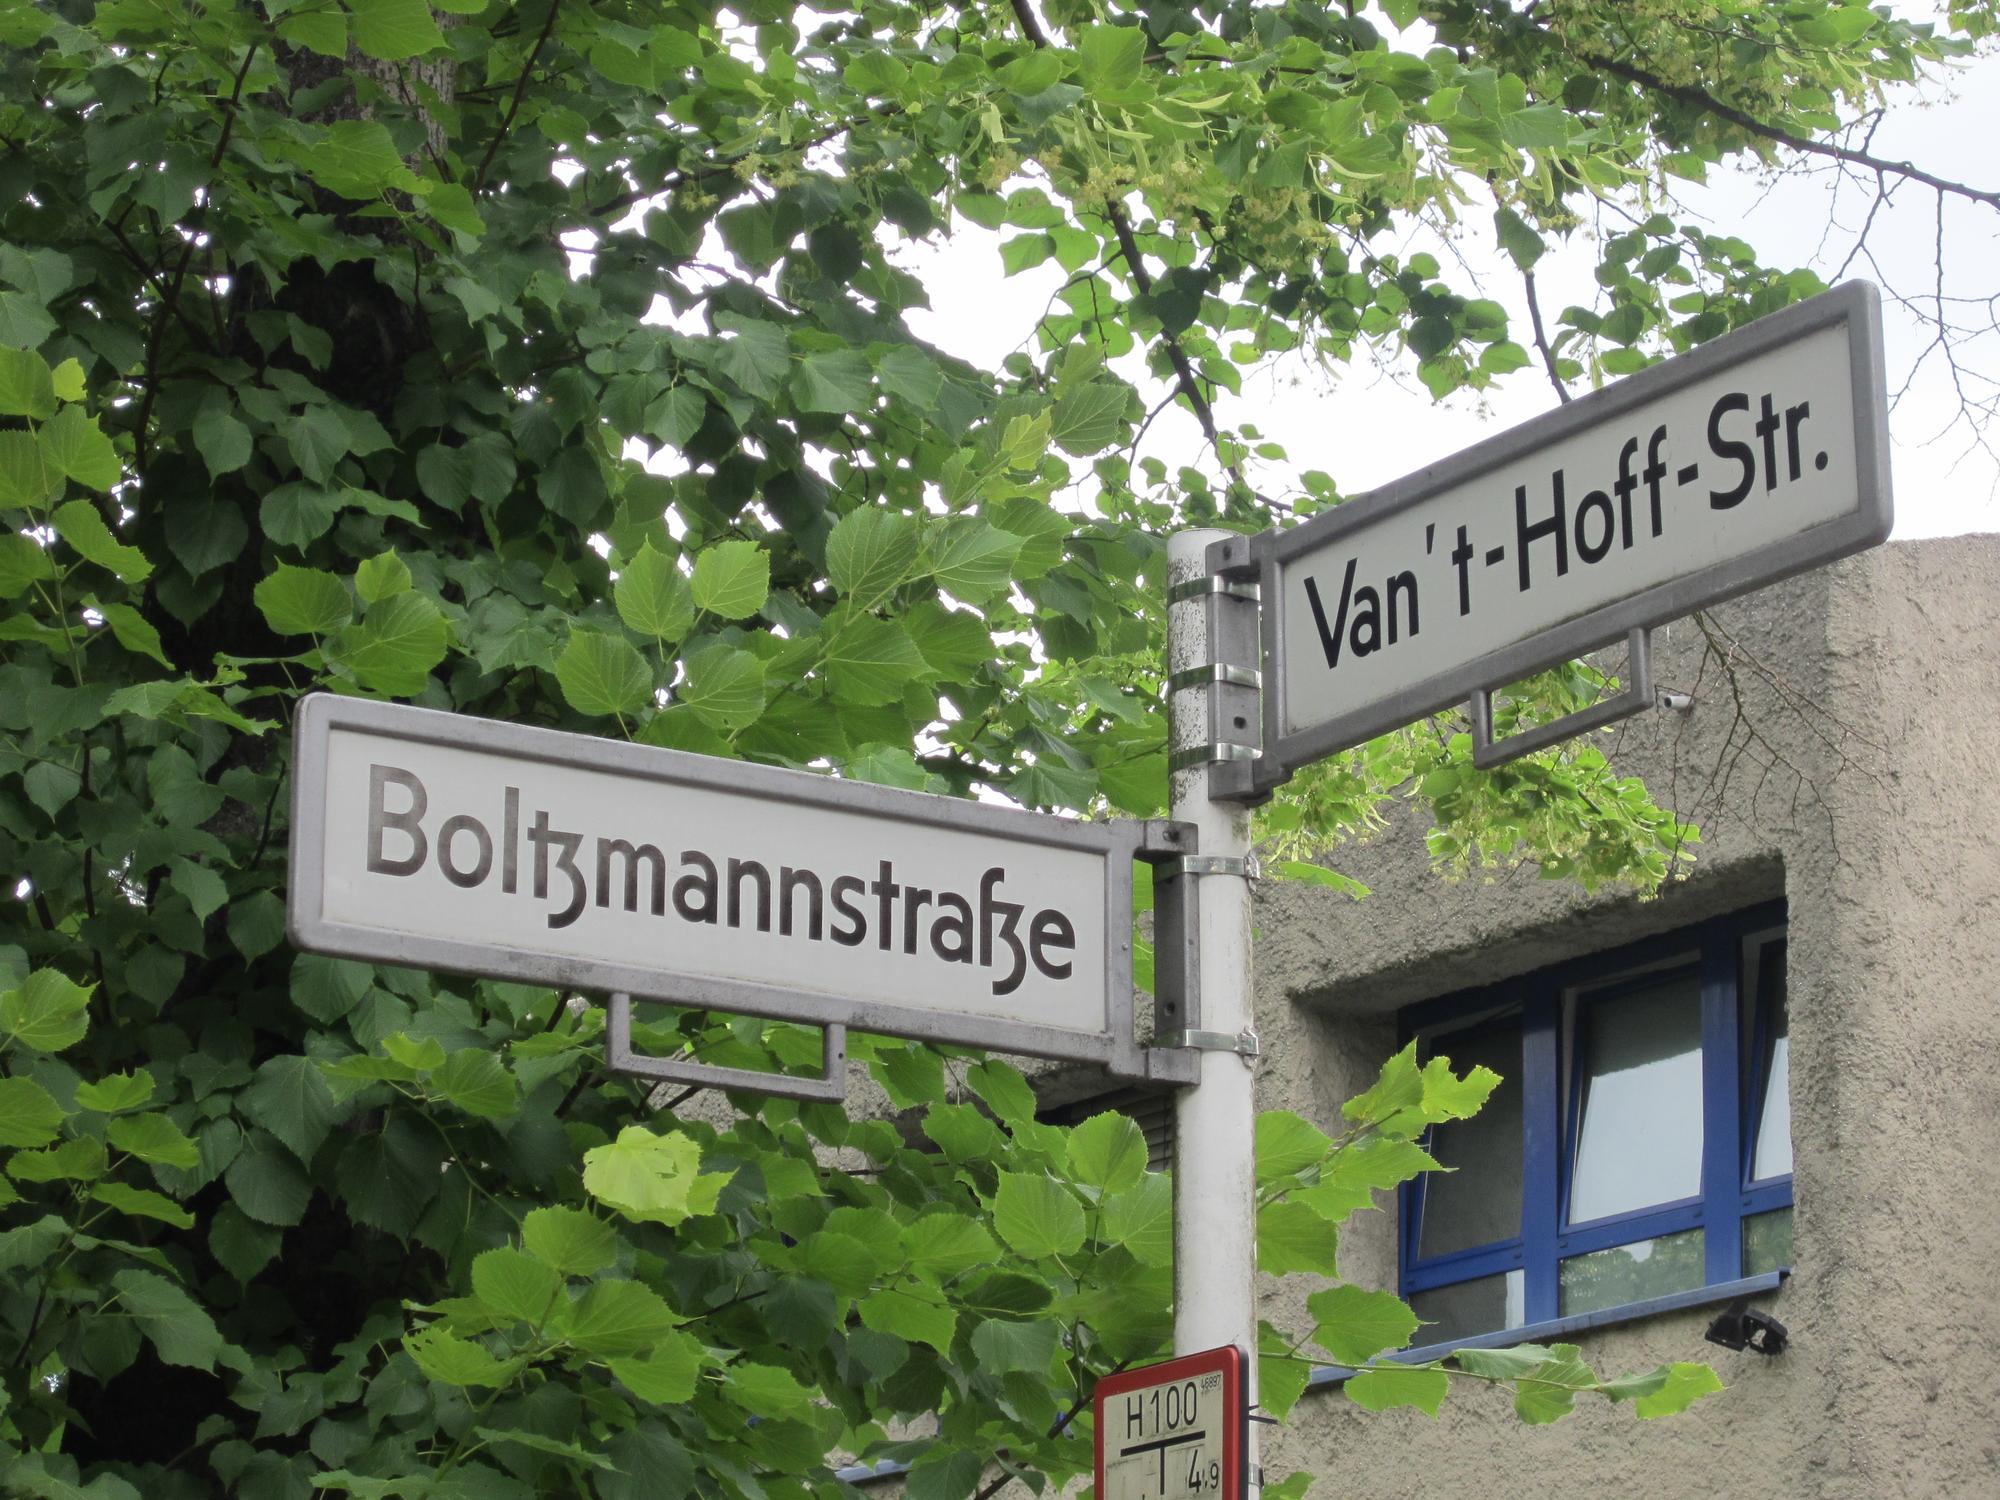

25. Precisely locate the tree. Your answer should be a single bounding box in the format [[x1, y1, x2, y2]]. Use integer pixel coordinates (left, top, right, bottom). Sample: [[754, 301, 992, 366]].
[[1, 0, 1990, 1494]]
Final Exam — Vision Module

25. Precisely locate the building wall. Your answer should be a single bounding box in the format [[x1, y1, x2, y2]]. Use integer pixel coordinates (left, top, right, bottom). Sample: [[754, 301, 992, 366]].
[[1247, 535, 2000, 1498]]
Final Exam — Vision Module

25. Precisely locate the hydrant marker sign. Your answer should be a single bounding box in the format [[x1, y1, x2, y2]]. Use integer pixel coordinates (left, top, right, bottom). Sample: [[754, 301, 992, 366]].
[[289, 697, 1145, 1069], [1235, 280, 1892, 786]]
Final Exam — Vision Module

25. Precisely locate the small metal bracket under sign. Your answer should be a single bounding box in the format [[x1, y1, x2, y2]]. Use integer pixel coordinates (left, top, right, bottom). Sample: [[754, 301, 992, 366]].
[[1095, 1346, 1248, 1500]]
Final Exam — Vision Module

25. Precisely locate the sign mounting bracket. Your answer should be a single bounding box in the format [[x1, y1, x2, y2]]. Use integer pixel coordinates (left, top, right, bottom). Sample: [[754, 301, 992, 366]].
[[1470, 627, 1654, 769], [605, 992, 850, 1103]]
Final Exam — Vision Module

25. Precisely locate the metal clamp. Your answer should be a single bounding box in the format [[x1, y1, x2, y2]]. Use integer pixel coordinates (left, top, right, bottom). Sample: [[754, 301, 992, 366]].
[[606, 993, 849, 1102], [1167, 663, 1262, 694], [1158, 1027, 1260, 1058], [1157, 853, 1260, 882], [1168, 742, 1262, 773], [1165, 575, 1261, 605]]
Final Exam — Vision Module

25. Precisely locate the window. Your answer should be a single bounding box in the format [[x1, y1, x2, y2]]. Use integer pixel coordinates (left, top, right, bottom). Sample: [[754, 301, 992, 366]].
[[1398, 905, 1792, 1348]]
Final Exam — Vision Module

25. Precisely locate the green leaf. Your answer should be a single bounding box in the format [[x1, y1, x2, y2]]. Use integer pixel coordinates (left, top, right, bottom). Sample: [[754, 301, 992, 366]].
[[1255, 1109, 1333, 1184], [164, 493, 250, 577], [278, 9, 347, 57], [643, 385, 706, 449], [1, 968, 92, 1052], [966, 1058, 1036, 1123], [49, 358, 84, 402], [903, 1213, 999, 1280], [97, 601, 171, 667], [355, 550, 412, 604], [1049, 382, 1128, 455], [226, 1132, 312, 1226], [255, 564, 352, 637], [0, 1076, 65, 1147], [348, 0, 447, 61], [0, 427, 55, 506], [0, 534, 53, 598], [678, 644, 765, 731], [991, 1171, 1086, 1259], [606, 1331, 705, 1403], [615, 541, 694, 642], [565, 1279, 686, 1358], [405, 1324, 522, 1388], [926, 519, 1021, 604], [192, 406, 253, 477], [73, 1069, 154, 1114], [1631, 1361, 1725, 1418], [556, 628, 653, 718], [1080, 23, 1145, 94], [1102, 1172, 1174, 1266], [113, 1268, 225, 1370], [583, 1125, 727, 1225], [792, 349, 875, 414], [473, 1246, 563, 1325], [1256, 1200, 1340, 1277], [332, 591, 450, 696], [422, 181, 486, 238], [690, 539, 770, 619], [1307, 1284, 1419, 1366], [91, 1181, 195, 1228], [1344, 1363, 1448, 1417], [824, 615, 927, 706], [431, 1049, 519, 1119], [1343, 1041, 1424, 1127], [857, 1288, 956, 1354], [52, 499, 150, 582], [522, 1205, 621, 1277], [288, 405, 350, 484], [906, 1449, 983, 1500], [241, 1055, 344, 1162], [1066, 1111, 1148, 1193], [826, 508, 919, 607], [0, 345, 55, 418], [107, 1112, 200, 1169], [969, 1317, 1059, 1375]]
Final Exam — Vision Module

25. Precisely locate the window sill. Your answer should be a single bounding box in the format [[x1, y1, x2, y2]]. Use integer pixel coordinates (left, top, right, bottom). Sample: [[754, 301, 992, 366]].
[[1307, 1269, 1789, 1391]]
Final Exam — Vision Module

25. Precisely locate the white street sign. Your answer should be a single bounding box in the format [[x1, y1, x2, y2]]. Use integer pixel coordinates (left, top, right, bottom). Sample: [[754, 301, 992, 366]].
[[288, 696, 1159, 1072], [1095, 1347, 1246, 1500], [1215, 281, 1891, 788]]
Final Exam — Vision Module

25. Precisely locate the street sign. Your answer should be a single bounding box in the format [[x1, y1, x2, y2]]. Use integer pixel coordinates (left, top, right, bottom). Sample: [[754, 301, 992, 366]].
[[287, 695, 1172, 1077], [1095, 1347, 1246, 1500], [1213, 280, 1892, 790]]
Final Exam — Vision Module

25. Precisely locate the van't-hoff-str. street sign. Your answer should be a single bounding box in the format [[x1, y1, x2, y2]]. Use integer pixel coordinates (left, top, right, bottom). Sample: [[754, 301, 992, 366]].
[[1205, 280, 1892, 790], [287, 695, 1190, 1084]]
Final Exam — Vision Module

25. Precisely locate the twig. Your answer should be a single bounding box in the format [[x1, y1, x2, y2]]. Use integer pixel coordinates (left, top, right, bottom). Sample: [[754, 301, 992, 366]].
[[474, 0, 562, 191], [1521, 268, 1569, 404]]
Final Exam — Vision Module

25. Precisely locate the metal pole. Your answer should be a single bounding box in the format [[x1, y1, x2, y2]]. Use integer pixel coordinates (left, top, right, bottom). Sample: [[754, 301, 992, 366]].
[[1166, 530, 1259, 1496]]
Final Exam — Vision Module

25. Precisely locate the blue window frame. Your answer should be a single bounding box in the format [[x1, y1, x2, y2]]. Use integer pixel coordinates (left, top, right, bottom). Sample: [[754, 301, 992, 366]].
[[1398, 904, 1792, 1348]]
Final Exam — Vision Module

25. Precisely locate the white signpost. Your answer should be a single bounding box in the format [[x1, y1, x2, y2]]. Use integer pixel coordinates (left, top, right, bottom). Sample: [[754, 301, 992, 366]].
[[288, 695, 1197, 1091], [1094, 1347, 1246, 1500], [1203, 280, 1892, 788]]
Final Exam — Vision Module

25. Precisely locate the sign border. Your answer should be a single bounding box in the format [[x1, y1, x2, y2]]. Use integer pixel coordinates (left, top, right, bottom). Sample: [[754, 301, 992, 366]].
[[288, 695, 1150, 1073], [1224, 279, 1892, 791], [1093, 1345, 1247, 1500]]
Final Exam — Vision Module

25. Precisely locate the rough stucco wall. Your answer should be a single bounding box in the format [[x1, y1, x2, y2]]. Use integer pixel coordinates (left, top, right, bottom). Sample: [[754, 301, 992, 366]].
[[1246, 535, 2000, 1498]]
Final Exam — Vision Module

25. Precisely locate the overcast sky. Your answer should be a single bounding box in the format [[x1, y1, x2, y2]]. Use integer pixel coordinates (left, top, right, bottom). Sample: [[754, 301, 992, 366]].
[[898, 7, 2000, 541]]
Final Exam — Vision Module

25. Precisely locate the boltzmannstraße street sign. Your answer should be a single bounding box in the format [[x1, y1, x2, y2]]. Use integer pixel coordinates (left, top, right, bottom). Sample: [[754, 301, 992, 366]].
[[1212, 280, 1892, 790], [288, 695, 1170, 1077]]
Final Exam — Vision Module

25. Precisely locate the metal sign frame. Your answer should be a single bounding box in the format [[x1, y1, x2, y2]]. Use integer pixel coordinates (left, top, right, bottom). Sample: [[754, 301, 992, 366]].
[[1094, 1345, 1247, 1500], [1208, 280, 1892, 797], [288, 695, 1195, 1083]]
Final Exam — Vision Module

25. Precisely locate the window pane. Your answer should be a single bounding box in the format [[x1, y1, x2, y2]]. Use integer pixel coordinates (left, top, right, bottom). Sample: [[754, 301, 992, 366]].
[[1410, 1271, 1525, 1348], [1742, 1207, 1794, 1276], [1559, 1228, 1705, 1316], [1568, 973, 1704, 1224], [1751, 948, 1792, 1181], [1418, 1025, 1523, 1259]]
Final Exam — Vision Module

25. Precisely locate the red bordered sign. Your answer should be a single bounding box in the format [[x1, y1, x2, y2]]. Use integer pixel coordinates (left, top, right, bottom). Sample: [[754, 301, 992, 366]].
[[1094, 1347, 1247, 1500]]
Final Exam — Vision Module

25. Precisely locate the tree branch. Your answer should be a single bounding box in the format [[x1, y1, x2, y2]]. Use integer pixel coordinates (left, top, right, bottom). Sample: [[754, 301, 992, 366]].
[[1005, 0, 1271, 509], [1583, 50, 2000, 212], [1521, 267, 1569, 404], [474, 0, 561, 192]]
